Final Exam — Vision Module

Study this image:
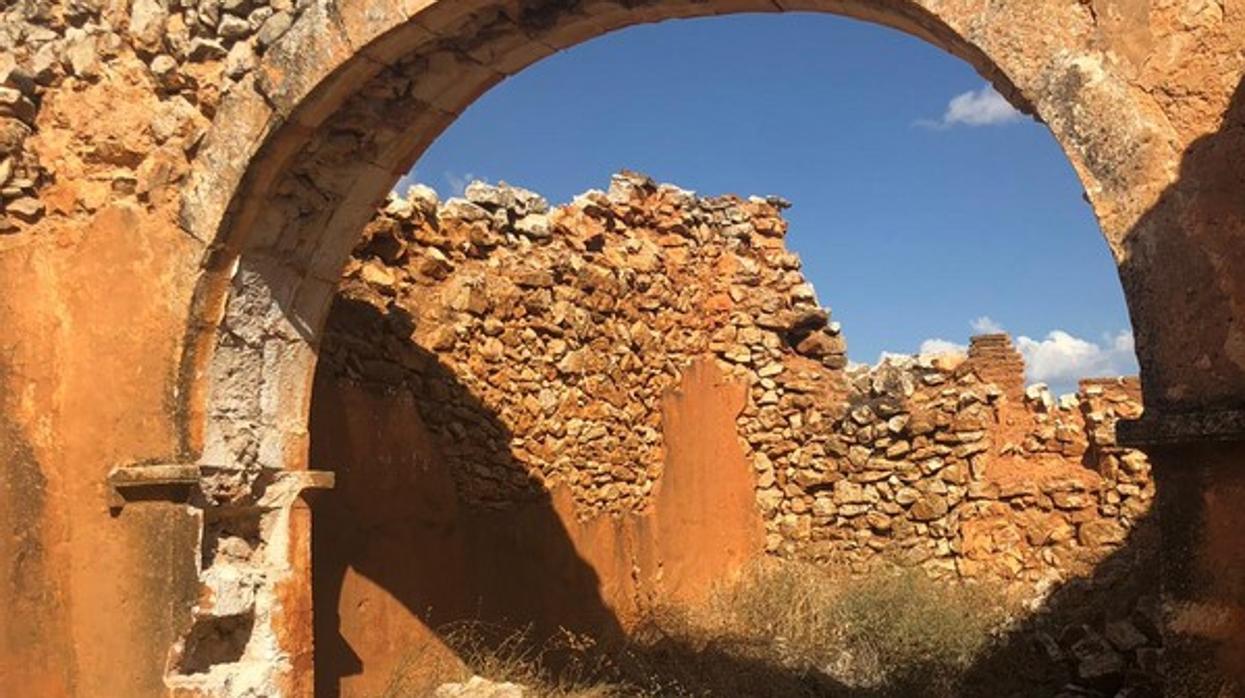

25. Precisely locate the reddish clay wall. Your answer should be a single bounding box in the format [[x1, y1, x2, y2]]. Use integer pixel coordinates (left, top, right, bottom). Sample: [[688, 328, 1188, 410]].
[[652, 358, 764, 604], [308, 177, 1160, 694], [0, 1, 1243, 695], [310, 355, 763, 695], [0, 205, 203, 696]]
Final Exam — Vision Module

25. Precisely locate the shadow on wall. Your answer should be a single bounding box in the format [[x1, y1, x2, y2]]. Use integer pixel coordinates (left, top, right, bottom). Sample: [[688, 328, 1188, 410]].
[[957, 513, 1163, 698], [309, 298, 1169, 697], [309, 298, 623, 696], [1121, 76, 1245, 410], [1117, 76, 1245, 695], [307, 298, 829, 696]]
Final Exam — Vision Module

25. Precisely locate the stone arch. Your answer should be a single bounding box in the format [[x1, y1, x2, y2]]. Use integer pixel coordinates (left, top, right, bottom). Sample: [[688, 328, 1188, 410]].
[[169, 1, 1190, 695], [177, 0, 1180, 474]]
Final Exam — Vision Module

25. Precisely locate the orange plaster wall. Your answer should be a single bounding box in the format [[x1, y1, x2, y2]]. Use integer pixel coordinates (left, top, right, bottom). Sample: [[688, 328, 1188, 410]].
[[309, 356, 763, 695], [0, 204, 202, 697]]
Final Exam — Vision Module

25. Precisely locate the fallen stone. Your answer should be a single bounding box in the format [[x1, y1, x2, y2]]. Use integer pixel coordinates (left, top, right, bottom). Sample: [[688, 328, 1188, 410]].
[[1071, 631, 1126, 685], [256, 10, 293, 47], [436, 676, 526, 697], [1102, 619, 1148, 652], [513, 213, 551, 240], [6, 197, 44, 222]]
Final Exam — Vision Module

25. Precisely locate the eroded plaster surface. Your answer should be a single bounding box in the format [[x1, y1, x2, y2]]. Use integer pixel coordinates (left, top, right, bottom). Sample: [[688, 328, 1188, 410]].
[[0, 0, 1242, 695]]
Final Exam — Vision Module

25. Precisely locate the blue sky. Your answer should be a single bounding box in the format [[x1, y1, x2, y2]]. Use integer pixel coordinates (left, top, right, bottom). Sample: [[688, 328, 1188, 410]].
[[403, 12, 1137, 393]]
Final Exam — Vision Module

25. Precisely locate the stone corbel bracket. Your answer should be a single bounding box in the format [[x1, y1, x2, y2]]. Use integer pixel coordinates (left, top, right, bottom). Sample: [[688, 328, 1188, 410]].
[[107, 464, 202, 511], [1117, 409, 1245, 448], [256, 469, 336, 509], [107, 464, 335, 512]]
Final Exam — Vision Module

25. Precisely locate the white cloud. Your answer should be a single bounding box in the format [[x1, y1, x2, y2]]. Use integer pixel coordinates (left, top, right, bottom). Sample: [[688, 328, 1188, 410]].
[[970, 315, 1005, 334], [916, 85, 1023, 129], [876, 351, 911, 364], [906, 321, 1137, 394], [918, 338, 967, 356], [1016, 330, 1138, 390], [878, 339, 967, 365], [444, 171, 479, 197]]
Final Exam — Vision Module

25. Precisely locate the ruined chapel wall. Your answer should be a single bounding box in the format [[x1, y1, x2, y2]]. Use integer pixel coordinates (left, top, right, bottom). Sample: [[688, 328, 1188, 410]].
[[318, 171, 847, 513], [0, 1, 1232, 694], [761, 335, 1154, 589], [321, 173, 1157, 597]]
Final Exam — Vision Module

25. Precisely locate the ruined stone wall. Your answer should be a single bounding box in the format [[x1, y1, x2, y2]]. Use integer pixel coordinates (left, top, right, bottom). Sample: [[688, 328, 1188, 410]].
[[0, 0, 308, 234], [797, 343, 1156, 590], [321, 171, 844, 513], [322, 173, 1156, 599], [0, 0, 1242, 694]]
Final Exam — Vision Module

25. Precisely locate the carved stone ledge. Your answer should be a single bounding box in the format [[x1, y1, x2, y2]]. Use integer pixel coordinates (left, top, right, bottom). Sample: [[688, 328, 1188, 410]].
[[107, 464, 203, 510], [1117, 409, 1245, 448], [257, 469, 336, 509], [107, 464, 336, 511]]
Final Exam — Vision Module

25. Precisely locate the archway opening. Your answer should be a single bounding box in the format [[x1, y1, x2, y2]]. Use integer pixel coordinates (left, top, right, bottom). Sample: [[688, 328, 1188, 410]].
[[296, 12, 1153, 697]]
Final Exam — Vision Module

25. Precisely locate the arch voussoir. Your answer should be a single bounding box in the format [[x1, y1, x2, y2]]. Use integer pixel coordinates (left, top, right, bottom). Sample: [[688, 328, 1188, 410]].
[[168, 1, 1223, 696]]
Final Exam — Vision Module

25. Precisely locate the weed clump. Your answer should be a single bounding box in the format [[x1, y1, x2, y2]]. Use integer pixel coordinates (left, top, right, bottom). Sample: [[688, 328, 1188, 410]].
[[382, 563, 1010, 697]]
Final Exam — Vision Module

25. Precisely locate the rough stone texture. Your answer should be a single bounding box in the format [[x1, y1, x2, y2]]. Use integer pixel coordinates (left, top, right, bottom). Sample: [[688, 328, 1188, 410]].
[[0, 0, 303, 234], [324, 176, 1156, 588], [0, 1, 1242, 696], [321, 173, 823, 513], [313, 174, 1163, 695]]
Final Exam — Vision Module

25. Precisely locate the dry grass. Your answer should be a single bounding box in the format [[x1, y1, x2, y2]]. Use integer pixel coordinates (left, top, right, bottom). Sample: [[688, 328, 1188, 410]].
[[382, 562, 1013, 697], [430, 623, 645, 698], [379, 622, 671, 697], [697, 561, 1009, 694]]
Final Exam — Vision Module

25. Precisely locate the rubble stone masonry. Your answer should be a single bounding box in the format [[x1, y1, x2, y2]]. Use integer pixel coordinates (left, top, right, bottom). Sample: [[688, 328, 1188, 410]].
[[321, 172, 1155, 596], [5, 0, 1244, 693]]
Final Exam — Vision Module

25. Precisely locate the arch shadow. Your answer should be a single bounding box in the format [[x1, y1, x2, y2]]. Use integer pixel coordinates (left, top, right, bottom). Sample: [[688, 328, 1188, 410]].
[[1118, 76, 1245, 411], [173, 3, 1245, 694], [308, 295, 624, 695], [308, 296, 1167, 697], [308, 296, 863, 696]]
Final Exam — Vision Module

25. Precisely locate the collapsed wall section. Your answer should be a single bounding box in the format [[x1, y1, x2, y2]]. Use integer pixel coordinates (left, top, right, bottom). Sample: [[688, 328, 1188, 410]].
[[322, 171, 1154, 596], [319, 171, 847, 515]]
